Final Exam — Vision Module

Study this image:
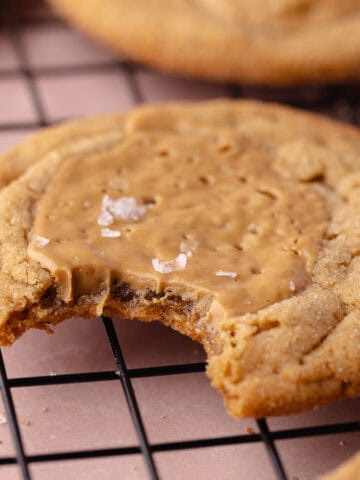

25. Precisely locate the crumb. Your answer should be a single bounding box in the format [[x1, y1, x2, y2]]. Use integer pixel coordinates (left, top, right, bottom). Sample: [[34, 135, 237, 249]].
[[0, 415, 7, 425], [216, 270, 237, 279], [152, 253, 187, 273], [19, 419, 31, 426], [289, 280, 296, 292], [246, 426, 254, 435], [160, 415, 167, 420], [40, 407, 48, 413], [339, 440, 346, 446]]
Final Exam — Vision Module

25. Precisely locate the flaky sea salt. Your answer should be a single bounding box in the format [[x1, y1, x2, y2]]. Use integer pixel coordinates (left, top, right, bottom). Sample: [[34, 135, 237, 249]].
[[0, 414, 7, 425], [289, 280, 296, 292], [97, 195, 148, 227], [216, 270, 237, 279], [33, 236, 50, 248], [152, 253, 187, 274], [180, 239, 199, 257], [97, 209, 113, 227], [101, 227, 121, 238], [48, 371, 57, 376]]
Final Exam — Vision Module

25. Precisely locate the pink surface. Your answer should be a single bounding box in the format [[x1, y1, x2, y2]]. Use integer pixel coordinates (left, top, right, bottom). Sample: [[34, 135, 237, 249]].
[[0, 35, 19, 69], [21, 24, 117, 68], [155, 444, 278, 480], [136, 70, 229, 102], [0, 77, 36, 123], [36, 71, 135, 121], [0, 2, 359, 480]]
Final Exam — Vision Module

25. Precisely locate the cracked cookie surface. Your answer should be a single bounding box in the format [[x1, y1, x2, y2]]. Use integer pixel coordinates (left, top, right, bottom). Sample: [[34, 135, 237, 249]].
[[47, 0, 360, 85], [0, 100, 359, 418]]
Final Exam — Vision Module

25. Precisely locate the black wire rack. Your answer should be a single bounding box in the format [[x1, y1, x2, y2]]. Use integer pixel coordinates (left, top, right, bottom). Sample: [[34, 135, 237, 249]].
[[0, 2, 360, 479]]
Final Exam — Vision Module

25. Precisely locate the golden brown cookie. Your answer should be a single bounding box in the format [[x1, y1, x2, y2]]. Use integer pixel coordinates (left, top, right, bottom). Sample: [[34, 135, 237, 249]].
[[47, 0, 360, 85], [0, 100, 359, 419], [320, 453, 360, 480], [0, 114, 124, 190]]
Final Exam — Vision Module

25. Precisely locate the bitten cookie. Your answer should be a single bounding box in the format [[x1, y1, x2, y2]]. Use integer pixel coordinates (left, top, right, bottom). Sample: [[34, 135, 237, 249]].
[[47, 0, 360, 85], [320, 453, 360, 480], [0, 100, 359, 418]]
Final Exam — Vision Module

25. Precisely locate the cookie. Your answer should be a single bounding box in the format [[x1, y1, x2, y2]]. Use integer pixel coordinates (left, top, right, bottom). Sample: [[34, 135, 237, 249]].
[[320, 453, 360, 480], [47, 0, 360, 85], [0, 114, 125, 190], [0, 100, 359, 418]]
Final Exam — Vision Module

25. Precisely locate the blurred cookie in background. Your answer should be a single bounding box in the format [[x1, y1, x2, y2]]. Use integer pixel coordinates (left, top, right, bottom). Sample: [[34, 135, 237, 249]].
[[47, 0, 360, 86], [320, 452, 360, 480]]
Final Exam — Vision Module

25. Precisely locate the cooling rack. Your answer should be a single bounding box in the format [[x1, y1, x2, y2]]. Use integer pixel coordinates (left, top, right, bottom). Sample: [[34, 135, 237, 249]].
[[0, 2, 359, 479]]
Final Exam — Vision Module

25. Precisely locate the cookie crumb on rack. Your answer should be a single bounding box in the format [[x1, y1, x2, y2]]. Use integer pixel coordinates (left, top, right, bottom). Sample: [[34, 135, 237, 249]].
[[40, 406, 49, 413], [246, 426, 254, 435], [19, 419, 31, 426]]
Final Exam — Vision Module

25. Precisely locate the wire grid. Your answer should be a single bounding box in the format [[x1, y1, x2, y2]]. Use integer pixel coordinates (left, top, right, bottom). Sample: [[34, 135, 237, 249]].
[[0, 4, 360, 480]]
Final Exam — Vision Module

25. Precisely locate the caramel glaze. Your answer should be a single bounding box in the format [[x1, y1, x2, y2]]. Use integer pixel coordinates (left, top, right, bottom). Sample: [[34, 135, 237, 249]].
[[28, 111, 328, 334]]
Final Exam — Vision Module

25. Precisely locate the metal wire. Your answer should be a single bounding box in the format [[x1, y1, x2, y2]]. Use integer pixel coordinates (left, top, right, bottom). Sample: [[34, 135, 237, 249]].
[[0, 4, 359, 479], [102, 316, 159, 480]]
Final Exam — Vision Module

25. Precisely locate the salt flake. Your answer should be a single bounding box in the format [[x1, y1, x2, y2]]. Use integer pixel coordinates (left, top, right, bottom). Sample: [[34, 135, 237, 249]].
[[33, 236, 50, 248], [97, 195, 148, 227], [180, 239, 199, 257], [289, 280, 296, 292], [0, 414, 7, 425], [101, 227, 121, 238], [152, 253, 187, 274], [216, 270, 237, 279]]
